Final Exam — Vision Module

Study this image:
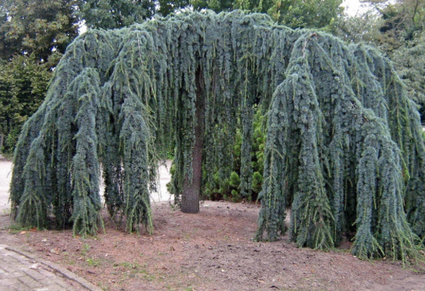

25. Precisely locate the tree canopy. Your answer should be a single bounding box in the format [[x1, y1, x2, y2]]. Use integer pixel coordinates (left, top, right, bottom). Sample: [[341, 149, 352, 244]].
[[0, 0, 78, 63], [330, 0, 425, 120], [392, 31, 425, 116], [192, 0, 343, 28], [78, 0, 156, 29], [0, 55, 50, 154], [10, 11, 425, 263], [0, 0, 343, 157]]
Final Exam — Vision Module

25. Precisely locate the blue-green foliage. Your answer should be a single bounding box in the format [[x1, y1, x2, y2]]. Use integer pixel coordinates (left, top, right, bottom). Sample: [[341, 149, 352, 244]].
[[69, 68, 102, 236], [256, 32, 425, 262], [10, 11, 425, 262]]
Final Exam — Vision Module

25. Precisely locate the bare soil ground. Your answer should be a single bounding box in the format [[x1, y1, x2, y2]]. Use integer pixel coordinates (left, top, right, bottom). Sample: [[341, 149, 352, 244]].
[[1, 200, 425, 291]]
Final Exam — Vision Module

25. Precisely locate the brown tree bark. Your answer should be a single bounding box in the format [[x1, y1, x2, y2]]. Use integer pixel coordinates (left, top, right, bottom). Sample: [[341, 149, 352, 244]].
[[181, 66, 205, 213]]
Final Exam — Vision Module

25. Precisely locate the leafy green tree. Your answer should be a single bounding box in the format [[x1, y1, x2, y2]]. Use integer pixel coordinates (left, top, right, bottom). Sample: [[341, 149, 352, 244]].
[[0, 54, 50, 155], [271, 0, 343, 28], [157, 0, 190, 17], [378, 0, 424, 39], [328, 11, 383, 44], [190, 0, 234, 12], [374, 1, 425, 119], [0, 0, 79, 154], [0, 0, 79, 63], [78, 0, 156, 29], [355, 0, 425, 53], [330, 1, 425, 120], [191, 0, 343, 29]]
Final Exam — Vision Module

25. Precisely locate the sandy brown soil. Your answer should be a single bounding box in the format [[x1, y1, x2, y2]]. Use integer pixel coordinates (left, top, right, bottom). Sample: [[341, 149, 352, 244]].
[[1, 200, 425, 291]]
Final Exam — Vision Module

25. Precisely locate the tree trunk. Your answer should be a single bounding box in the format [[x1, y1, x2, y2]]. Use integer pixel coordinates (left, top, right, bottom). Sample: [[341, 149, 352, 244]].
[[181, 66, 205, 213]]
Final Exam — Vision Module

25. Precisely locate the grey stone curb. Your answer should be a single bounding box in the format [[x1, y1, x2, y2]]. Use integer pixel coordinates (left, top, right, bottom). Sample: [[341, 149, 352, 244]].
[[4, 245, 102, 291]]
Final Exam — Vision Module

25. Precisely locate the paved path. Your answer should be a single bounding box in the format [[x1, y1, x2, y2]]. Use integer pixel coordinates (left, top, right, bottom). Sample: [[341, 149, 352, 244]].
[[0, 245, 100, 291], [0, 156, 98, 290]]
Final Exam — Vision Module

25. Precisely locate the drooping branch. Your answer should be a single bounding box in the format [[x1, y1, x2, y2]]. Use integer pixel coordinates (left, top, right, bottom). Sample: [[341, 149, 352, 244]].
[[256, 32, 424, 262], [10, 11, 425, 262]]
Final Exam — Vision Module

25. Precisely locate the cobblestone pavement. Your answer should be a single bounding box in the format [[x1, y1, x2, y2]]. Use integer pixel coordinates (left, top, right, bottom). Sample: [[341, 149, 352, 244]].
[[0, 245, 100, 291]]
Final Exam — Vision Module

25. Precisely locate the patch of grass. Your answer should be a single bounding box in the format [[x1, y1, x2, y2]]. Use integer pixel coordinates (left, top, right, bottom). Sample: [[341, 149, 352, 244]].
[[121, 260, 142, 270], [82, 243, 90, 256], [141, 273, 156, 281], [116, 260, 162, 283], [86, 257, 101, 267]]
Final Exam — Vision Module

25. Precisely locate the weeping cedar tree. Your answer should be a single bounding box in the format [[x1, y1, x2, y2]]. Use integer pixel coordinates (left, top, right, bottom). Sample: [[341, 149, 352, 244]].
[[10, 11, 425, 261]]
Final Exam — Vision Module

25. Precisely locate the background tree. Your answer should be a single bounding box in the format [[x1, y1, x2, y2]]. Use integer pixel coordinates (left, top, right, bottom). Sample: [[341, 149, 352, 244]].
[[375, 0, 424, 42], [0, 0, 79, 154], [0, 0, 79, 64], [77, 0, 156, 29], [328, 11, 383, 44], [191, 0, 343, 29], [190, 0, 234, 12], [269, 0, 343, 28], [376, 0, 425, 118], [157, 0, 190, 17], [391, 31, 425, 117], [329, 0, 425, 121], [0, 55, 50, 154]]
